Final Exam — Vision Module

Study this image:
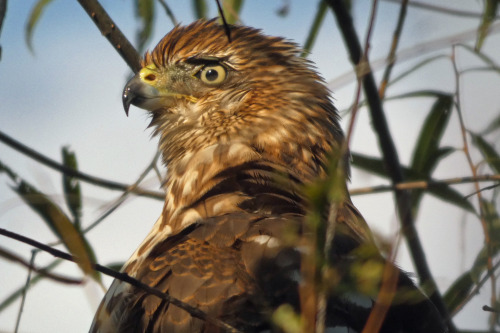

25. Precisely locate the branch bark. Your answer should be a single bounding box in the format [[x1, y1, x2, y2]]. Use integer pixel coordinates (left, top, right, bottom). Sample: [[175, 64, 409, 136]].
[[77, 0, 141, 73]]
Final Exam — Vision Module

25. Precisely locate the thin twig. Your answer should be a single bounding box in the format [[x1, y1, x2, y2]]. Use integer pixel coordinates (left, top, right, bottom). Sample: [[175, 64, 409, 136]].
[[0, 0, 6, 60], [0, 130, 163, 200], [379, 0, 408, 99], [156, 0, 178, 25], [382, 0, 499, 19], [325, 2, 455, 331], [301, 1, 328, 58], [77, 0, 141, 73], [451, 45, 496, 328], [450, 260, 500, 318], [464, 183, 500, 199], [329, 21, 500, 90], [0, 260, 64, 312], [14, 250, 36, 333], [0, 227, 242, 333], [83, 151, 162, 233], [349, 174, 500, 196], [215, 0, 232, 43], [0, 249, 77, 285]]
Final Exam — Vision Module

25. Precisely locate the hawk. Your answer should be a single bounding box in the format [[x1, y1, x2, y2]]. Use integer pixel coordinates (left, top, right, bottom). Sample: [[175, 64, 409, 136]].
[[90, 19, 447, 332]]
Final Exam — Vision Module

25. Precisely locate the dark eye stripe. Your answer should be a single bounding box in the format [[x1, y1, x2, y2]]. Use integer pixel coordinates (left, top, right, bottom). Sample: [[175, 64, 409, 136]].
[[185, 57, 222, 66]]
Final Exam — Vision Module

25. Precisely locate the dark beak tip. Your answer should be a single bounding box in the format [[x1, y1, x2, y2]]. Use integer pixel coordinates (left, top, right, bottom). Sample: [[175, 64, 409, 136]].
[[122, 87, 132, 117]]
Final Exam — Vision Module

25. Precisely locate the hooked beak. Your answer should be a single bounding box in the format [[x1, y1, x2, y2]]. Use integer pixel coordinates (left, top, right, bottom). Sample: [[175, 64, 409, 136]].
[[122, 73, 162, 116]]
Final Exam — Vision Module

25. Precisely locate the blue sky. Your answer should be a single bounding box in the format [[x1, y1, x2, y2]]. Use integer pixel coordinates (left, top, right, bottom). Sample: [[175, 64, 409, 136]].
[[0, 1, 499, 331]]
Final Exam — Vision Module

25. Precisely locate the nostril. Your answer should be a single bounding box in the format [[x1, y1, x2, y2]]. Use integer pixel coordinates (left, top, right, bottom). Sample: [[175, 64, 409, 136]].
[[145, 74, 156, 81]]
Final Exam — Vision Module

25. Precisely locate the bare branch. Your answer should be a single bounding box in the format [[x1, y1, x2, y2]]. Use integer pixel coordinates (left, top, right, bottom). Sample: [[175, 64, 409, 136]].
[[0, 247, 81, 285], [378, 0, 408, 99], [76, 0, 141, 73], [383, 0, 499, 19], [350, 174, 500, 196]]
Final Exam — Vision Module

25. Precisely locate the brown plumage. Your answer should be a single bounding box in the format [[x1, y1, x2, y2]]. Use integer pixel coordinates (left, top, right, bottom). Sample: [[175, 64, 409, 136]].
[[90, 20, 446, 332]]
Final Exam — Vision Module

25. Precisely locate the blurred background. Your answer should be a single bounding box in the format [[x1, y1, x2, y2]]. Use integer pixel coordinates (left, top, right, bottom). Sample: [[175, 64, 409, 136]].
[[0, 1, 499, 331]]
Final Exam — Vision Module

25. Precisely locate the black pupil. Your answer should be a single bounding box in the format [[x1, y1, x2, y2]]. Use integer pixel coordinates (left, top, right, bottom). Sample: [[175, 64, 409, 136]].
[[205, 68, 219, 81]]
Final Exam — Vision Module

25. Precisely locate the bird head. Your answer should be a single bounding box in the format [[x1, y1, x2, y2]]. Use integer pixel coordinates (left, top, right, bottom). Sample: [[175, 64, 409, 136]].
[[123, 19, 344, 177]]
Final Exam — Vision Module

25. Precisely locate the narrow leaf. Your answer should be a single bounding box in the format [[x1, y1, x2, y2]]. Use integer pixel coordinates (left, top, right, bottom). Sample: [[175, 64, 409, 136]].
[[410, 94, 453, 176], [25, 0, 55, 52], [193, 0, 207, 19], [135, 0, 155, 53], [443, 271, 474, 314], [12, 181, 94, 276], [427, 184, 475, 214], [302, 1, 327, 57], [351, 153, 412, 178], [470, 199, 500, 282], [481, 113, 500, 135], [470, 132, 500, 173], [476, 0, 499, 51], [62, 147, 82, 229], [222, 0, 244, 24]]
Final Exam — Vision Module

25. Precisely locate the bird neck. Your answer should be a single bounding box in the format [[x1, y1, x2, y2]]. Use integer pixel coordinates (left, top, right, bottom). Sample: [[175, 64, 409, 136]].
[[158, 141, 324, 234]]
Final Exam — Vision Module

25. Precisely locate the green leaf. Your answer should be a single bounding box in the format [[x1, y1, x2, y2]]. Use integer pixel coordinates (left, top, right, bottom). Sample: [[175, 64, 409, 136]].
[[470, 132, 500, 173], [443, 271, 474, 314], [222, 0, 244, 24], [193, 0, 208, 19], [427, 183, 475, 214], [25, 0, 55, 53], [62, 147, 82, 229], [0, 162, 98, 281], [351, 153, 412, 178], [301, 1, 327, 57], [470, 199, 500, 282], [476, 0, 499, 51], [481, 113, 500, 135], [410, 94, 453, 176], [135, 0, 155, 53]]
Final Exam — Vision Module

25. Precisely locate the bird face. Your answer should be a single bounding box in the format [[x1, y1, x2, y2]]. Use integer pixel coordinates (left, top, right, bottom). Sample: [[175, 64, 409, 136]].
[[123, 57, 234, 116]]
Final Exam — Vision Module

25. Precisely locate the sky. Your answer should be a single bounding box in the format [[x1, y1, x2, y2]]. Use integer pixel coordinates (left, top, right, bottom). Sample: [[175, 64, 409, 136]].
[[0, 0, 499, 332]]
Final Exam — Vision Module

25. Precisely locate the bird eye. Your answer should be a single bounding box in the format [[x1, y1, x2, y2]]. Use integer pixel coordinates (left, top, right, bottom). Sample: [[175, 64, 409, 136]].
[[197, 65, 227, 85]]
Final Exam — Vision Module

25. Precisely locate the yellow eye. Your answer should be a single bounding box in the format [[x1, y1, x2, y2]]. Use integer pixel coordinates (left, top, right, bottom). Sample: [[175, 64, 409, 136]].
[[197, 65, 227, 85]]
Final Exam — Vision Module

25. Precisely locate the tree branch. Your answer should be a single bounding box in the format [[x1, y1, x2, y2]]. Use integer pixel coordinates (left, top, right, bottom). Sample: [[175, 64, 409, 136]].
[[76, 0, 141, 73], [349, 174, 500, 196]]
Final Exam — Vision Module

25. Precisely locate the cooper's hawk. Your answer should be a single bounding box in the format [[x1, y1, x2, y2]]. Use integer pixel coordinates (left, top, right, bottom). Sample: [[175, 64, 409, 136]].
[[90, 19, 447, 332]]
